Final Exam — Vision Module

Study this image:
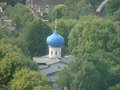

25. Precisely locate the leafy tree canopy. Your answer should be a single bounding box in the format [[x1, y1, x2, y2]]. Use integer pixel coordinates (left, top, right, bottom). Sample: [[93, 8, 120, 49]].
[[103, 0, 120, 21], [68, 16, 120, 57], [112, 8, 120, 21], [58, 16, 120, 90], [58, 50, 114, 90], [9, 68, 52, 90], [105, 0, 120, 16], [64, 0, 104, 19], [0, 27, 6, 39], [49, 4, 68, 21], [17, 19, 52, 56], [4, 3, 34, 29], [109, 83, 120, 90], [65, 0, 103, 8], [5, 0, 26, 6], [0, 42, 38, 85]]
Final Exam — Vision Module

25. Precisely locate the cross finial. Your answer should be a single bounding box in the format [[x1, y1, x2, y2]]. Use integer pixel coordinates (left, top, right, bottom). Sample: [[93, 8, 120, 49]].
[[55, 19, 57, 29]]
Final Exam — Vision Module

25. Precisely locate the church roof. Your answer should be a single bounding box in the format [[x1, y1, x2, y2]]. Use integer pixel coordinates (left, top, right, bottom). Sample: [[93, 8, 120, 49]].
[[46, 31, 64, 47], [33, 55, 74, 75], [33, 55, 73, 66]]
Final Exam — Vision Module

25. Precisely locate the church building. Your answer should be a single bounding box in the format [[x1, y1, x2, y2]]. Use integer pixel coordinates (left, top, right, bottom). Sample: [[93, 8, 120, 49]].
[[33, 26, 73, 87]]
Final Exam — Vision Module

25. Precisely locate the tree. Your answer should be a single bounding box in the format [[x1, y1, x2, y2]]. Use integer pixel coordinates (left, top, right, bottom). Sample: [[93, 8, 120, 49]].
[[105, 0, 120, 21], [5, 0, 26, 6], [58, 16, 120, 90], [105, 0, 120, 15], [57, 68, 72, 90], [109, 83, 120, 90], [68, 16, 120, 57], [0, 42, 22, 59], [64, 0, 98, 19], [4, 3, 34, 29], [58, 50, 120, 90], [17, 19, 52, 56], [0, 42, 38, 85], [71, 0, 95, 18], [9, 68, 52, 90], [0, 27, 6, 39], [49, 4, 68, 21], [58, 50, 112, 90], [65, 0, 103, 8], [113, 8, 120, 21]]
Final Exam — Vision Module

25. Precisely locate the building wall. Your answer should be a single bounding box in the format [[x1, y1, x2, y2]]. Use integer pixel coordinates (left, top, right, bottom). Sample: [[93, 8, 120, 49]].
[[49, 46, 61, 58], [27, 0, 66, 13]]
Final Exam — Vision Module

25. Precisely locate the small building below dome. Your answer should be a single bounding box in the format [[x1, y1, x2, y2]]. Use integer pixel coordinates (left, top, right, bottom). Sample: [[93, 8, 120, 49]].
[[46, 31, 64, 58], [33, 55, 74, 89], [46, 31, 64, 47], [33, 30, 74, 90]]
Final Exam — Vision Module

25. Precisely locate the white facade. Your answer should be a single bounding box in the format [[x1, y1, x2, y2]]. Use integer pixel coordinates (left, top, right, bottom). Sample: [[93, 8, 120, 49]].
[[48, 46, 61, 59]]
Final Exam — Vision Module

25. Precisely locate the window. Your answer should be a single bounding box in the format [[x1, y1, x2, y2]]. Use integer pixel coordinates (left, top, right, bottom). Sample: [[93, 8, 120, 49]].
[[38, 63, 46, 65], [56, 51, 57, 55]]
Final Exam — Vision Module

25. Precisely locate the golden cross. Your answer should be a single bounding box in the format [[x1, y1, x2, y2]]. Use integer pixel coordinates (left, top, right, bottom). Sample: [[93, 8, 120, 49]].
[[55, 19, 57, 29]]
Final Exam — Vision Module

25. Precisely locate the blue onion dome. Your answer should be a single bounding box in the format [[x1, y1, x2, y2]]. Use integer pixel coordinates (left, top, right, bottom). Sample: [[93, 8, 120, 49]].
[[46, 31, 64, 47]]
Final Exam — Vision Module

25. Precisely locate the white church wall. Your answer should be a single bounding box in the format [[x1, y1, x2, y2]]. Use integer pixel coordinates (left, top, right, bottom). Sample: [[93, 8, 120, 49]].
[[49, 46, 61, 58]]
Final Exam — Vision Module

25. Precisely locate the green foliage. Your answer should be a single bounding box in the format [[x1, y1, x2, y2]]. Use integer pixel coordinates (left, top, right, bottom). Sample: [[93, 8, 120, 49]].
[[0, 84, 8, 90], [0, 87, 8, 90], [58, 50, 113, 90], [4, 3, 34, 29], [0, 42, 22, 59], [57, 68, 72, 90], [105, 0, 120, 15], [58, 50, 120, 90], [105, 0, 120, 21], [64, 0, 99, 19], [49, 4, 68, 20], [9, 68, 52, 90], [0, 27, 6, 39], [68, 16, 120, 57], [112, 8, 120, 21], [17, 19, 51, 56], [58, 16, 120, 90], [72, 1, 95, 18], [5, 0, 26, 6], [0, 42, 38, 85], [4, 5, 14, 18], [65, 0, 103, 8], [109, 83, 120, 90]]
